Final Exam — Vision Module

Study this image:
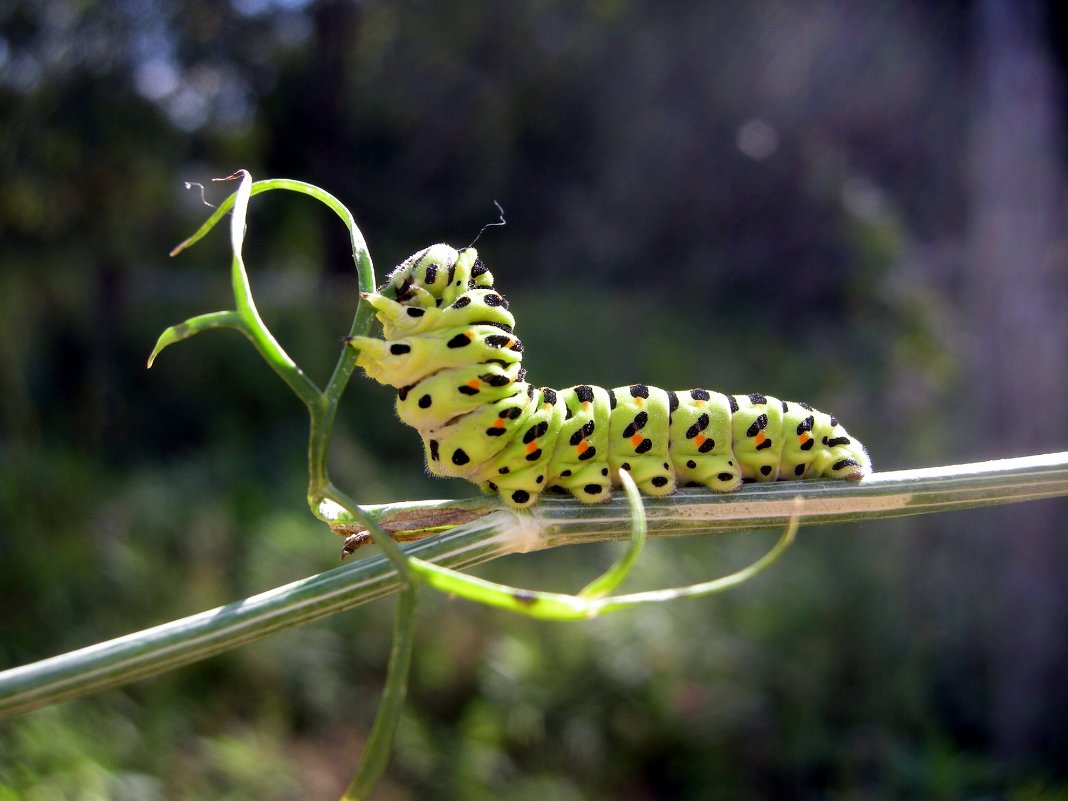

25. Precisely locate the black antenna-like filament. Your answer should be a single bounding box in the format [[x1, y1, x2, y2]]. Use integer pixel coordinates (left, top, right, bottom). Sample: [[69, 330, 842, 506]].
[[466, 201, 506, 249]]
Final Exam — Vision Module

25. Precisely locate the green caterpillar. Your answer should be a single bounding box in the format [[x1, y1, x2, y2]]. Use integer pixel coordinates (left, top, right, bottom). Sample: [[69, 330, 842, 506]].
[[349, 245, 871, 509]]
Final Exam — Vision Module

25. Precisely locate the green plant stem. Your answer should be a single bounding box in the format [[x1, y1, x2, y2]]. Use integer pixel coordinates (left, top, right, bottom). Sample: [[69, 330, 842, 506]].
[[405, 484, 798, 621], [163, 173, 382, 519], [0, 510, 515, 719], [165, 172, 417, 799], [305, 488, 417, 801], [301, 489, 417, 800], [3, 451, 1067, 720], [341, 583, 417, 801], [169, 177, 372, 269], [408, 516, 796, 619], [321, 484, 413, 582], [529, 450, 1068, 545], [221, 171, 323, 405], [577, 466, 647, 599]]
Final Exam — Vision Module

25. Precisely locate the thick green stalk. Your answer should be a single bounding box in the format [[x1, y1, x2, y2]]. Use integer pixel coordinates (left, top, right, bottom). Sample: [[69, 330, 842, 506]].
[[0, 510, 516, 719], [3, 451, 1067, 720]]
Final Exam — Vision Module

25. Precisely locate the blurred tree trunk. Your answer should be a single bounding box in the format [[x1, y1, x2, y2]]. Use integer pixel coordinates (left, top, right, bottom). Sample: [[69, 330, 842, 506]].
[[266, 0, 362, 278], [967, 0, 1068, 763]]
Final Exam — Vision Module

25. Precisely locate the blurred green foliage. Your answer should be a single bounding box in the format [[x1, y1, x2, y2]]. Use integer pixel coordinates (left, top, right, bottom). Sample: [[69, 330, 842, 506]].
[[2, 1, 1068, 799]]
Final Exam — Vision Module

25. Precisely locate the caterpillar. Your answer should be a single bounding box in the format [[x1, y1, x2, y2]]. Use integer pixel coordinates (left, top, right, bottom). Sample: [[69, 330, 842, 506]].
[[349, 245, 871, 509]]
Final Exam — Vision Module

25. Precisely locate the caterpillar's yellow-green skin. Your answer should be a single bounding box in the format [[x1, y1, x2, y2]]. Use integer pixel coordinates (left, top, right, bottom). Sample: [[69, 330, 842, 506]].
[[350, 245, 871, 509]]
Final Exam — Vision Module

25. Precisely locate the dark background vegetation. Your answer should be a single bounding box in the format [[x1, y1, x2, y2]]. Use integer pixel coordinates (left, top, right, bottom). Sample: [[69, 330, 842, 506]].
[[2, 1, 1068, 798]]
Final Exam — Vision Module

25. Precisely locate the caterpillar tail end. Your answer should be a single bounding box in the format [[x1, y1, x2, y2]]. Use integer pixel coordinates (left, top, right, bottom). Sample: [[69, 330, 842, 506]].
[[826, 445, 872, 482]]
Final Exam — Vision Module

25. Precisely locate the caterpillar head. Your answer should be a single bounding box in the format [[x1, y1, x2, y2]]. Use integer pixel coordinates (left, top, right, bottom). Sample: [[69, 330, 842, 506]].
[[358, 245, 512, 341], [350, 244, 518, 389], [387, 244, 495, 309]]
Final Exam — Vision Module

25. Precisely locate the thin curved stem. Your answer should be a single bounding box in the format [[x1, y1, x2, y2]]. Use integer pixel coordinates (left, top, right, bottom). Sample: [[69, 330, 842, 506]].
[[221, 171, 322, 406], [586, 507, 799, 614], [170, 177, 373, 277], [577, 468, 646, 599], [340, 582, 417, 801], [147, 311, 244, 368], [406, 515, 795, 621], [320, 484, 414, 583], [166, 173, 381, 518]]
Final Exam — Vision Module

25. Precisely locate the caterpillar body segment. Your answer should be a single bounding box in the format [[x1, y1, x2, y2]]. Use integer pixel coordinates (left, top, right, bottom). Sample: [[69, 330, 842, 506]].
[[352, 325, 523, 388], [393, 359, 527, 431], [421, 385, 541, 480], [548, 384, 614, 503], [359, 285, 514, 341], [607, 384, 676, 496], [668, 389, 743, 492], [351, 245, 872, 509], [471, 386, 568, 504]]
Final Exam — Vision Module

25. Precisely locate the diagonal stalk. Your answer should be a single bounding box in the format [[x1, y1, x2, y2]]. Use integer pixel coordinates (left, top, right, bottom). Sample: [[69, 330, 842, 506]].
[[3, 451, 1067, 720]]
